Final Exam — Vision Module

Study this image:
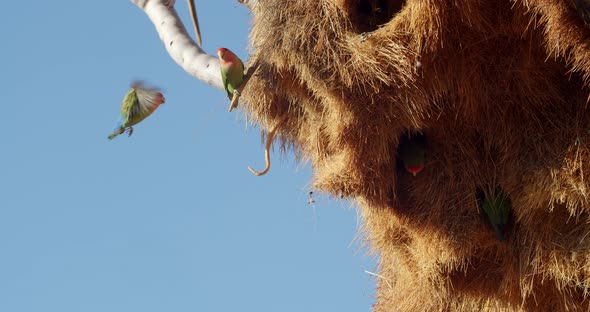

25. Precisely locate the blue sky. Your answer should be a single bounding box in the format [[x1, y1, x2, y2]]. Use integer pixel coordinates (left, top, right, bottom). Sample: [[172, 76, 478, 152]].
[[0, 1, 376, 311]]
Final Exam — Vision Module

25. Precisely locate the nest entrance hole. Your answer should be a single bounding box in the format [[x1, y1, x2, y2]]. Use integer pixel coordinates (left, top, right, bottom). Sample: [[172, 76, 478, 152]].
[[352, 0, 405, 33]]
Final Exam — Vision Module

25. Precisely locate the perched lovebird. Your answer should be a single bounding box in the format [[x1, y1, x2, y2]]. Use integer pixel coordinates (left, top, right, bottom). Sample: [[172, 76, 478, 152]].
[[480, 188, 512, 241], [398, 134, 426, 176], [217, 47, 244, 111], [108, 82, 165, 140]]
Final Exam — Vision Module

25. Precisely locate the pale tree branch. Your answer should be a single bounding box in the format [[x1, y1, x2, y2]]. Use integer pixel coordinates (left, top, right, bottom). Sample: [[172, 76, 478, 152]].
[[131, 0, 223, 90]]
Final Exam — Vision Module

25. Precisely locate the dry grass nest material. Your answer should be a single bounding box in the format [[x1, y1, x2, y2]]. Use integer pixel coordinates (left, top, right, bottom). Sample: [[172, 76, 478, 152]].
[[240, 0, 590, 310]]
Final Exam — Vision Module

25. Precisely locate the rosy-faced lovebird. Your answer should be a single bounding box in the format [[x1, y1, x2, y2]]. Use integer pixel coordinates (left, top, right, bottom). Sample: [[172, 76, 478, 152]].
[[108, 82, 165, 140], [480, 188, 512, 241], [217, 47, 244, 111], [398, 134, 426, 176]]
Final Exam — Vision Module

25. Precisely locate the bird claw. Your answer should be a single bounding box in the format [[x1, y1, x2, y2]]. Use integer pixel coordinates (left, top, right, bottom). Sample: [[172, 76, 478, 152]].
[[228, 90, 241, 112], [126, 127, 134, 137], [360, 32, 372, 43]]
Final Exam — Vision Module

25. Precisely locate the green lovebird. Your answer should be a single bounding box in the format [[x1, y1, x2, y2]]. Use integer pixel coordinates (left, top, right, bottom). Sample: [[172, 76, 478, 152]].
[[108, 82, 165, 140], [398, 134, 426, 176], [480, 188, 512, 241], [217, 47, 244, 111]]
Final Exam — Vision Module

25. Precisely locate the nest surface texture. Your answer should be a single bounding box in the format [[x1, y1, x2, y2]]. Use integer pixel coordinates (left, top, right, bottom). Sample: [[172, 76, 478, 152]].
[[242, 0, 590, 310]]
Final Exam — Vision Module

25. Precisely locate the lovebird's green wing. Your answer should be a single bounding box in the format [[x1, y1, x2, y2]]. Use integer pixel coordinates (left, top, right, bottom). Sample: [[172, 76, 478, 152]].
[[107, 88, 138, 140], [120, 88, 137, 127], [221, 67, 232, 98], [108, 83, 165, 140], [123, 84, 165, 127], [400, 139, 425, 166], [223, 59, 244, 99], [481, 189, 512, 241], [398, 134, 426, 176], [230, 57, 245, 92], [217, 48, 245, 111]]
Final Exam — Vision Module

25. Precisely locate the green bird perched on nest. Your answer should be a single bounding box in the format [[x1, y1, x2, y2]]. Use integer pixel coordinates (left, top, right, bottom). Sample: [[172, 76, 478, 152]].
[[217, 47, 244, 112], [398, 134, 426, 176], [479, 187, 512, 241]]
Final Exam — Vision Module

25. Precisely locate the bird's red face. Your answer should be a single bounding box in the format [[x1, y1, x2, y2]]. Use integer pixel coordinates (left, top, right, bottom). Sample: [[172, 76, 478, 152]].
[[217, 48, 228, 61], [405, 164, 424, 176], [156, 93, 165, 105]]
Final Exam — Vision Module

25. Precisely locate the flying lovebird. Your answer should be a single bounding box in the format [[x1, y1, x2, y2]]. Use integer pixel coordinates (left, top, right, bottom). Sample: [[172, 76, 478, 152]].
[[398, 134, 426, 176], [108, 82, 165, 140], [217, 47, 244, 112], [479, 187, 512, 241]]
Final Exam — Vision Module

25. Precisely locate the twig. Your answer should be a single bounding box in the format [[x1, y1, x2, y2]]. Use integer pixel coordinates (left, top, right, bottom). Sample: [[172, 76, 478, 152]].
[[364, 270, 393, 290], [228, 60, 260, 112], [248, 114, 289, 176], [187, 0, 202, 47]]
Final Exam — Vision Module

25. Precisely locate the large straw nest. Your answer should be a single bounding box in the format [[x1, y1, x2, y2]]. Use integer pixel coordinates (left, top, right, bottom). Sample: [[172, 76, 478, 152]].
[[240, 0, 590, 310]]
